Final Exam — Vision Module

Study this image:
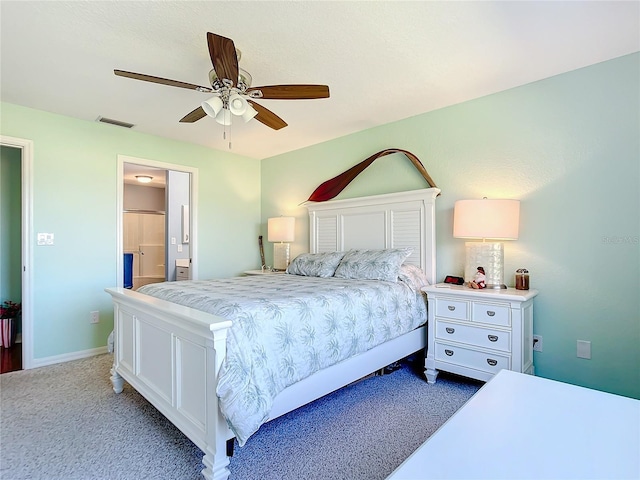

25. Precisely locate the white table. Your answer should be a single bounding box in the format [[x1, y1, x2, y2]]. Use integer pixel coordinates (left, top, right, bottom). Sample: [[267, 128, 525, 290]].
[[388, 370, 640, 479]]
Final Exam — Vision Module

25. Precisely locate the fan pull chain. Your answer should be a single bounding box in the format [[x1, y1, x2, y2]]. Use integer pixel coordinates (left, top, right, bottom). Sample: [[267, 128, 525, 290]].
[[223, 125, 232, 150]]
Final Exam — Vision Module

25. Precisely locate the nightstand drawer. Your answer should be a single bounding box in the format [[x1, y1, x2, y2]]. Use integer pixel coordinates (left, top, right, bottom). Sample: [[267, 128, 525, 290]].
[[472, 302, 510, 327], [436, 321, 511, 353], [435, 343, 510, 375], [176, 266, 189, 281], [435, 298, 469, 321]]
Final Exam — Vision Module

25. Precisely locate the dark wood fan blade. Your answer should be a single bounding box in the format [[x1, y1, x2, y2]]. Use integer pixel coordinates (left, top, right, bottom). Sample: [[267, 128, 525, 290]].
[[114, 70, 212, 92], [207, 32, 239, 87], [247, 100, 287, 130], [179, 106, 207, 123], [247, 85, 330, 100]]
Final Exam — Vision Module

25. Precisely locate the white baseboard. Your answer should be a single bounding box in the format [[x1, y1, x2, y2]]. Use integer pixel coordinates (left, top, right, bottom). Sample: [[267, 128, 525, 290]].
[[30, 346, 109, 369]]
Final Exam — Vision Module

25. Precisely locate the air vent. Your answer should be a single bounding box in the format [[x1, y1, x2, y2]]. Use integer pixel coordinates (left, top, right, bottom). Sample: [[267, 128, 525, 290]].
[[96, 116, 135, 129]]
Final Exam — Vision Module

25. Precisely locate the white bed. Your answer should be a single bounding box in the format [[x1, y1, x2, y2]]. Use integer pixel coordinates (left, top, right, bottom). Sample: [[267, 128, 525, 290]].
[[105, 187, 440, 480]]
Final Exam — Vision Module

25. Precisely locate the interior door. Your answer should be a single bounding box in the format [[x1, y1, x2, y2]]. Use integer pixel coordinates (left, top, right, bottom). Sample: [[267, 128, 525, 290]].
[[165, 170, 191, 281]]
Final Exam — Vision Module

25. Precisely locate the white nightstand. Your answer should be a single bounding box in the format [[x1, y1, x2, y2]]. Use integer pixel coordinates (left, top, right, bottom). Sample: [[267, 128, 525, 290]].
[[244, 269, 286, 276], [176, 259, 190, 281], [422, 284, 538, 383]]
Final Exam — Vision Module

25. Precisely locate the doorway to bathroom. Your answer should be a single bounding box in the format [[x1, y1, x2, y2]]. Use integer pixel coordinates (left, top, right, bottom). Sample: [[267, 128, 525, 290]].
[[117, 155, 198, 290], [123, 164, 167, 290]]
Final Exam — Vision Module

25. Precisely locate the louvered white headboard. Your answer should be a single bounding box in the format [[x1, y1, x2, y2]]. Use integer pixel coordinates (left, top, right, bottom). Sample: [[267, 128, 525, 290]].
[[306, 188, 440, 284]]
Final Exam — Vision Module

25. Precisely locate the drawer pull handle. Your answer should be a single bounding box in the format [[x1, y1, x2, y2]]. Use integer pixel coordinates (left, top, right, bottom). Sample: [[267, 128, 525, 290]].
[[445, 349, 454, 356], [447, 306, 456, 311], [446, 327, 455, 334], [488, 335, 498, 342], [486, 311, 496, 317], [487, 359, 498, 366]]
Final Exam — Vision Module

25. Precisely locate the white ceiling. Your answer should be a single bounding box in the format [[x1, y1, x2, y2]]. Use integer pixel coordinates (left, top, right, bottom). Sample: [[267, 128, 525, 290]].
[[1, 1, 638, 160]]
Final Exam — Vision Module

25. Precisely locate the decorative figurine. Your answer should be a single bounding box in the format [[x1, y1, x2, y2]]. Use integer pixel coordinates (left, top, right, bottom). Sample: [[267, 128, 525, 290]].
[[470, 266, 486, 289]]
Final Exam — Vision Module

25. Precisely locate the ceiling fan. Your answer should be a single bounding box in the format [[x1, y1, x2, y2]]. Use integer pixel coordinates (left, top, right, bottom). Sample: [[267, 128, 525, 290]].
[[114, 32, 330, 131]]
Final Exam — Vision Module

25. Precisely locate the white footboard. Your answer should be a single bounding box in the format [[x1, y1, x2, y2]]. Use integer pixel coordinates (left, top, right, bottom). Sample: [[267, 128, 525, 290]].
[[106, 287, 428, 480], [105, 287, 234, 480]]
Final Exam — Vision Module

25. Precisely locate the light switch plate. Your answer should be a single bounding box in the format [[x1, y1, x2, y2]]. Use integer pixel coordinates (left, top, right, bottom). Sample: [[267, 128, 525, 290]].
[[37, 233, 54, 246], [577, 340, 591, 359]]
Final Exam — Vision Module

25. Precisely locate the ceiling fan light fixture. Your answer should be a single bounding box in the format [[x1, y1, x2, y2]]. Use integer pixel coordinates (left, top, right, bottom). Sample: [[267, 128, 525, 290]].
[[228, 93, 248, 115], [215, 109, 232, 126], [202, 96, 223, 117], [241, 104, 258, 123]]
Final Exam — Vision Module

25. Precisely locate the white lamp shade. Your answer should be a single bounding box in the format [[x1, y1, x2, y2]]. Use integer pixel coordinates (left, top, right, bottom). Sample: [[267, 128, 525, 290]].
[[201, 96, 223, 117], [228, 93, 248, 116], [453, 199, 520, 240], [215, 109, 232, 126], [268, 217, 295, 242], [241, 104, 258, 123]]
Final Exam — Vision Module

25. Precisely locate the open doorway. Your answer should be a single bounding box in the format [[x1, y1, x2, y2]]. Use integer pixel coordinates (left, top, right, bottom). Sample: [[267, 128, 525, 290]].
[[0, 135, 33, 371], [117, 155, 198, 290]]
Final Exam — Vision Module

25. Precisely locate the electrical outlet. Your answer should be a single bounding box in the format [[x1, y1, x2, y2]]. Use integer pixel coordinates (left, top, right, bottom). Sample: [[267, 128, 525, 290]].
[[533, 335, 543, 352], [90, 311, 100, 324]]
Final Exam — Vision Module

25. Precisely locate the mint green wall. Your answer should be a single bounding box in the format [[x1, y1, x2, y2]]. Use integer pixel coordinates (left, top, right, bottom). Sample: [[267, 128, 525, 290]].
[[0, 103, 261, 359], [262, 53, 640, 399], [0, 146, 22, 308]]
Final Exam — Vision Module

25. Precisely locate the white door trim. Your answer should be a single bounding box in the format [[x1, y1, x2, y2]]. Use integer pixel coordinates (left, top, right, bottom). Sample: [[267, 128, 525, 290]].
[[1, 135, 34, 370], [117, 155, 198, 287]]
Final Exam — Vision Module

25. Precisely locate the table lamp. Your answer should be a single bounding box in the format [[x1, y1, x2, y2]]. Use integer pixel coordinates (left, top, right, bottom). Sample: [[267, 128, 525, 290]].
[[453, 198, 520, 289], [268, 216, 295, 271]]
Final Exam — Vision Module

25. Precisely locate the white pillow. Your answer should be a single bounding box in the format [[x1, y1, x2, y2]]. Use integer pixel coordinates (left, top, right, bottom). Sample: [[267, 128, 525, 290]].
[[397, 264, 430, 291]]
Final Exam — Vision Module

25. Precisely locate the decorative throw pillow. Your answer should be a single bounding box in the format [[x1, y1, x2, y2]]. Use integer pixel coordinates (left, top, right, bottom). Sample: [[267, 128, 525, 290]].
[[333, 248, 413, 282], [397, 263, 430, 291], [286, 251, 346, 278]]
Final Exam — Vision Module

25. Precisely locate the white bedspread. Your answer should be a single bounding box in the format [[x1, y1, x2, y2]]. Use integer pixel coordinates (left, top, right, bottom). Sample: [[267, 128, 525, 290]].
[[138, 274, 427, 445]]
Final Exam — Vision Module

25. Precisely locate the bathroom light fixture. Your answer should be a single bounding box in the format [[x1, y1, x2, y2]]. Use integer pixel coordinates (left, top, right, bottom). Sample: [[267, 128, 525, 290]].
[[136, 175, 153, 183], [268, 216, 295, 271], [453, 198, 520, 289]]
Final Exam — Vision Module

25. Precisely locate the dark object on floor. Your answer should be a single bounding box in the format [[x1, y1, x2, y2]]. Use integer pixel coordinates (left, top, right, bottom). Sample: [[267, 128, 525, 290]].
[[1, 342, 22, 374]]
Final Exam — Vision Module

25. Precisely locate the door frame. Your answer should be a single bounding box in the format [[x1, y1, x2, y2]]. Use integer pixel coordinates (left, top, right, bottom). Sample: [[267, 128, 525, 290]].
[[1, 135, 34, 370], [117, 155, 198, 287]]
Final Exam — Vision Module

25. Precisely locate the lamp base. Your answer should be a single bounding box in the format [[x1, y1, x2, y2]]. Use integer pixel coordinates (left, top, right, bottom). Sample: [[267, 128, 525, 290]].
[[273, 243, 290, 271], [464, 242, 506, 289]]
